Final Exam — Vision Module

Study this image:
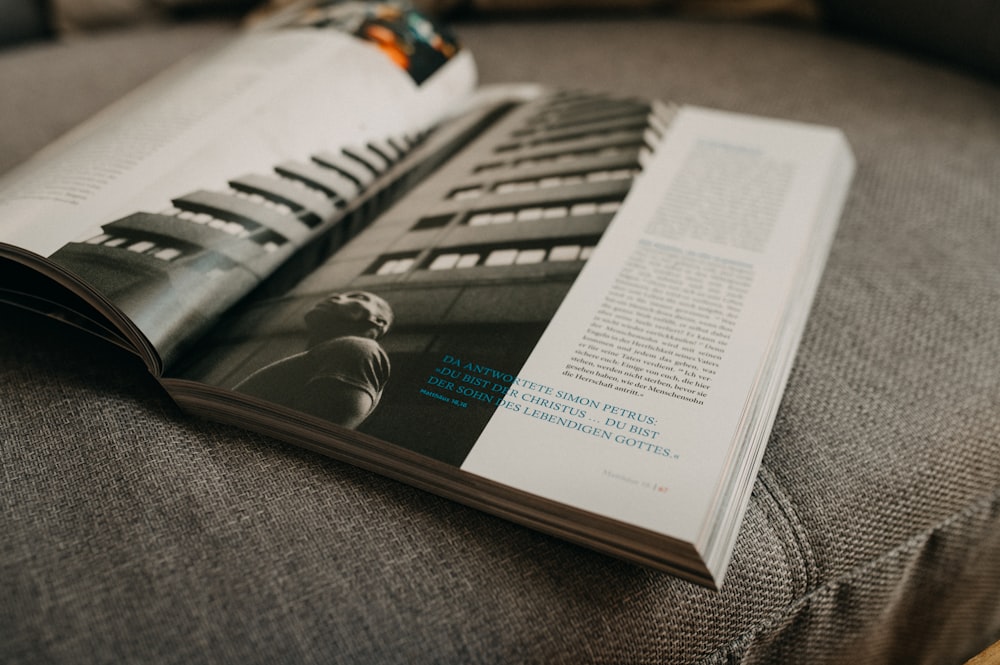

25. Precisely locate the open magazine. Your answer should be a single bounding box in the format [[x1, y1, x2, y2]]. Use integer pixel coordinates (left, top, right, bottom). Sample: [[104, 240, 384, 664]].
[[0, 0, 854, 588]]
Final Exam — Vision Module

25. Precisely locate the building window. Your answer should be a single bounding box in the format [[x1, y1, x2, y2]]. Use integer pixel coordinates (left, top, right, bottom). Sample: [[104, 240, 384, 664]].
[[465, 199, 620, 227], [419, 241, 598, 271], [429, 252, 480, 270], [494, 167, 638, 194], [527, 127, 646, 150], [514, 248, 546, 264], [374, 256, 417, 276], [227, 187, 295, 216], [549, 245, 584, 262], [484, 249, 519, 266], [128, 240, 156, 253], [159, 205, 287, 248], [82, 231, 188, 262], [154, 248, 182, 261], [512, 143, 642, 169]]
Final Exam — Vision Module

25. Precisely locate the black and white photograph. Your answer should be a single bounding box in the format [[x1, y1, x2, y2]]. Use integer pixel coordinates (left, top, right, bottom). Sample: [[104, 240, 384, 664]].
[[175, 90, 663, 465]]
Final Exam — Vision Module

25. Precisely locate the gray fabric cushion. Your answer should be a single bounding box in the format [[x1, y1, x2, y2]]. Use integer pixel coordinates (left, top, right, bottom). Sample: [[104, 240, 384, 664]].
[[2, 16, 1000, 664]]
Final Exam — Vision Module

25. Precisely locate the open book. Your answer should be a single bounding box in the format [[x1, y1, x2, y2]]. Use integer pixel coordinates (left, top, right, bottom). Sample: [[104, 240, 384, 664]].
[[0, 1, 854, 588]]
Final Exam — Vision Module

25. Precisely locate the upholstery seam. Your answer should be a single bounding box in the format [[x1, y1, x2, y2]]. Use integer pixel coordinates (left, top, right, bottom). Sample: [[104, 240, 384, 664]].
[[755, 466, 819, 595], [697, 484, 1000, 664]]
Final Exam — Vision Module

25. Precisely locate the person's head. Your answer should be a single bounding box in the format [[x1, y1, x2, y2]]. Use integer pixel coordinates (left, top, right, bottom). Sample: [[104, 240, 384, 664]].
[[304, 291, 394, 343]]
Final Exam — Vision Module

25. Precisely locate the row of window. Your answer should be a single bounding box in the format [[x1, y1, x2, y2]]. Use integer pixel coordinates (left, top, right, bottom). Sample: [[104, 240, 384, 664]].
[[412, 197, 624, 231], [372, 243, 596, 276], [159, 205, 258, 242], [474, 143, 644, 175], [496, 127, 648, 154], [518, 107, 649, 136], [84, 233, 190, 262], [448, 166, 639, 201], [94, 135, 411, 245], [466, 199, 621, 226], [82, 231, 255, 279], [160, 186, 303, 251], [494, 167, 639, 194], [429, 244, 596, 270], [525, 94, 645, 115], [227, 187, 296, 216]]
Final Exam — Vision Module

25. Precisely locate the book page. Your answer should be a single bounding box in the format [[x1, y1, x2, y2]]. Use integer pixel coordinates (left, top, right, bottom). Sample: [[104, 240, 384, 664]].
[[0, 34, 472, 257], [0, 7, 475, 363], [459, 107, 852, 546], [163, 93, 850, 584]]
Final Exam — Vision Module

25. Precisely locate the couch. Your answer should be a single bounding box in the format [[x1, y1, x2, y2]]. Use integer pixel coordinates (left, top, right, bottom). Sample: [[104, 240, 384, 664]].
[[2, 2, 999, 663]]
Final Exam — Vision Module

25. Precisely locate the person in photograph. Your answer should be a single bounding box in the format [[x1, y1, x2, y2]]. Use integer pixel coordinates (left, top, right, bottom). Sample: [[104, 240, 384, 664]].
[[235, 291, 394, 428]]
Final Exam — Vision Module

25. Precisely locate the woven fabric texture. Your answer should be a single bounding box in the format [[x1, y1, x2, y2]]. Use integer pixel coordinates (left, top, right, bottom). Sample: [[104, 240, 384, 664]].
[[2, 16, 999, 664]]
